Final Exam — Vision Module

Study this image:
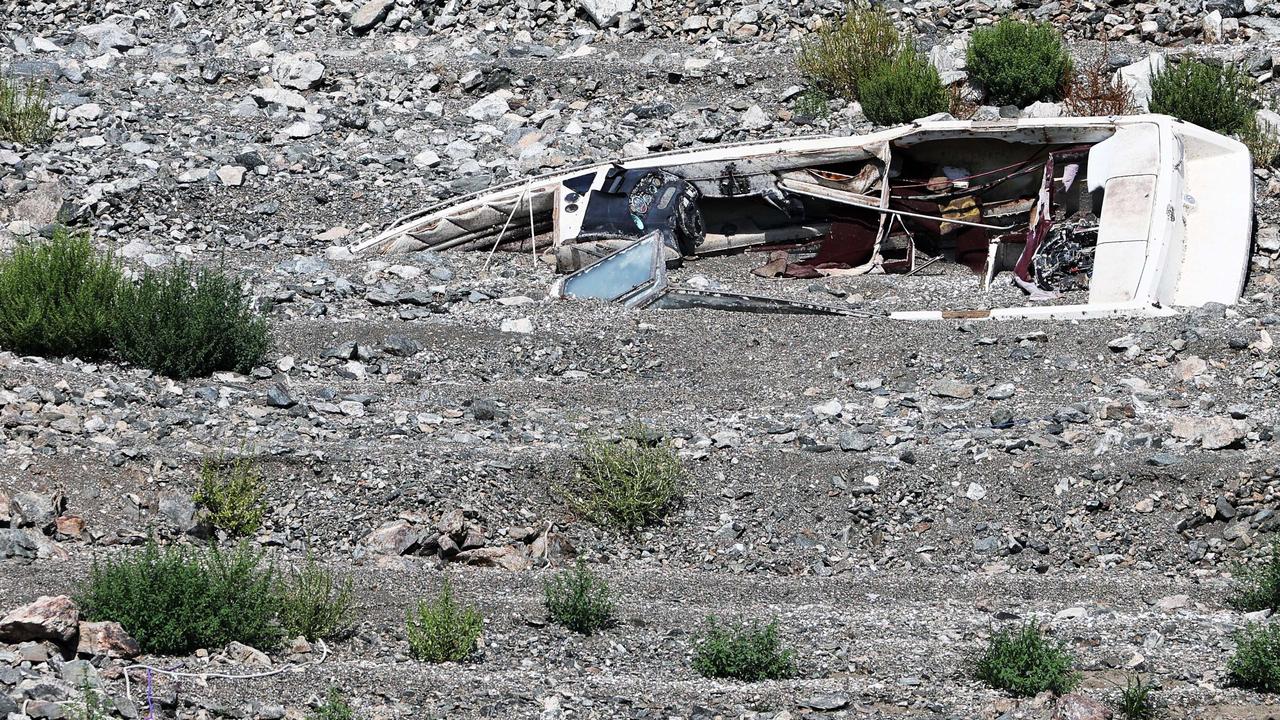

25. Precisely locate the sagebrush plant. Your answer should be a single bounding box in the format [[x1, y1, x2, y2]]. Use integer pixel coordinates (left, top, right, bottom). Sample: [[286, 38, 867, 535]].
[[974, 623, 1079, 697], [279, 554, 355, 641], [1114, 674, 1156, 720], [1063, 44, 1137, 117], [1230, 540, 1280, 612], [692, 615, 797, 682], [860, 49, 949, 125], [564, 428, 685, 530], [194, 453, 267, 538], [544, 559, 615, 635], [113, 262, 270, 379], [406, 577, 483, 663], [0, 75, 55, 144], [1241, 114, 1280, 169], [308, 687, 354, 720], [1228, 622, 1280, 692], [796, 1, 901, 101], [966, 19, 1071, 107], [1149, 58, 1258, 134], [79, 541, 280, 654], [0, 228, 122, 359]]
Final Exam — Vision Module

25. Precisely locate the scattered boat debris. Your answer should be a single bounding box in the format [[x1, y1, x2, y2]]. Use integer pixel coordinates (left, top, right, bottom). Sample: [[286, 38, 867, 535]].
[[350, 115, 1252, 320]]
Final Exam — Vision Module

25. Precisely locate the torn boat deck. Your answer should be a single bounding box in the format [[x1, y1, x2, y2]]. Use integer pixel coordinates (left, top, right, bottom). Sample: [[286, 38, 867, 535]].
[[349, 115, 1253, 321]]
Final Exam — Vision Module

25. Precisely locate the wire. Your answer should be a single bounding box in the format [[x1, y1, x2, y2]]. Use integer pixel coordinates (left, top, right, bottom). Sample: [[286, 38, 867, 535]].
[[119, 639, 330, 706]]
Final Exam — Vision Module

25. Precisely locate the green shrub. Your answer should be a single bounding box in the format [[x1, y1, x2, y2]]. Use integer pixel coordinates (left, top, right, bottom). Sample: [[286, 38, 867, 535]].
[[1241, 115, 1280, 169], [1228, 622, 1280, 692], [563, 430, 684, 530], [692, 615, 797, 681], [966, 19, 1071, 107], [797, 1, 901, 101], [0, 75, 54, 144], [1114, 674, 1156, 720], [544, 559, 614, 635], [1149, 58, 1258, 134], [0, 228, 122, 359], [308, 688, 354, 720], [80, 542, 280, 654], [1230, 540, 1280, 612], [113, 262, 270, 379], [194, 453, 266, 538], [974, 623, 1079, 697], [793, 88, 831, 119], [279, 555, 355, 641], [406, 577, 483, 663], [860, 49, 949, 125]]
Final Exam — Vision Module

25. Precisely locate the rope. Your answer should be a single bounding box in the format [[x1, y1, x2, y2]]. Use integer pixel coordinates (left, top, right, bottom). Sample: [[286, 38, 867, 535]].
[[119, 639, 330, 705]]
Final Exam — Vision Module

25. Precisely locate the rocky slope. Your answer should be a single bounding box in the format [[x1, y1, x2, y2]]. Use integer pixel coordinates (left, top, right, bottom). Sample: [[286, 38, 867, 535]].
[[3, 0, 1280, 718]]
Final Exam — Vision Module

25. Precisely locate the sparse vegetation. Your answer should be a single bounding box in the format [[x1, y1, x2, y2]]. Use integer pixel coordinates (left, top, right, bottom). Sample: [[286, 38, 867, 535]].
[[563, 429, 685, 530], [859, 49, 950, 125], [194, 452, 267, 538], [113, 262, 271, 379], [0, 228, 122, 359], [544, 559, 615, 635], [797, 1, 902, 102], [1063, 45, 1137, 117], [793, 88, 831, 119], [406, 577, 483, 663], [279, 554, 355, 641], [80, 542, 281, 654], [1241, 114, 1280, 169], [1148, 58, 1258, 135], [308, 687, 354, 720], [0, 75, 55, 144], [966, 19, 1072, 107], [1231, 540, 1280, 613], [72, 678, 108, 720], [1114, 674, 1156, 720], [1228, 622, 1280, 693], [974, 623, 1079, 697], [691, 615, 797, 682]]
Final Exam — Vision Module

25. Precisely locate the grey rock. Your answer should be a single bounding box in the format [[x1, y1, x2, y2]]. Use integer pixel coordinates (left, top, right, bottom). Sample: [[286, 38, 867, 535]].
[[350, 0, 396, 32]]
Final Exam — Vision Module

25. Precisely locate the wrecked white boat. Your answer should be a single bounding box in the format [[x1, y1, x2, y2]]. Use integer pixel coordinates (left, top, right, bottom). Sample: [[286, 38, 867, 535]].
[[349, 115, 1252, 320]]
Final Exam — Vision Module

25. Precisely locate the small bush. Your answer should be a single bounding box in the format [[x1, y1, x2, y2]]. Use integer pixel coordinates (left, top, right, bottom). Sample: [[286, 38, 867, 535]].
[[1149, 58, 1258, 135], [0, 75, 54, 144], [860, 49, 949, 125], [974, 623, 1079, 697], [793, 88, 831, 119], [308, 687, 354, 720], [279, 555, 355, 641], [692, 615, 797, 681], [1228, 622, 1280, 692], [80, 542, 280, 654], [406, 577, 483, 663], [1231, 540, 1280, 612], [1064, 45, 1138, 117], [967, 20, 1071, 107], [545, 559, 614, 635], [1114, 674, 1156, 720], [1241, 115, 1280, 169], [797, 1, 901, 101], [564, 429, 685, 530], [113, 263, 270, 379], [194, 453, 266, 538], [0, 228, 122, 359]]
